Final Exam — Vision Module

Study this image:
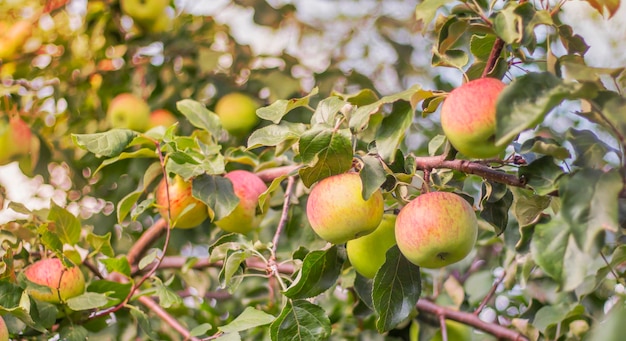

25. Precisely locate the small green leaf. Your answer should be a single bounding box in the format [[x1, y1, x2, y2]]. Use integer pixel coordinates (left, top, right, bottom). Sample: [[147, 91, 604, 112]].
[[510, 187, 551, 227], [470, 34, 497, 61], [269, 300, 331, 341], [117, 190, 142, 223], [192, 174, 239, 221], [100, 256, 132, 278], [257, 87, 319, 124], [375, 101, 414, 162], [219, 306, 275, 333], [66, 292, 111, 311], [533, 303, 584, 335], [587, 303, 626, 341], [177, 99, 221, 136], [284, 245, 346, 299], [311, 96, 348, 125], [247, 122, 307, 149], [373, 246, 421, 332], [72, 129, 136, 157], [130, 306, 160, 341], [86, 232, 114, 257], [94, 148, 157, 174], [298, 127, 353, 187], [155, 278, 183, 308], [520, 137, 570, 160], [190, 323, 213, 337], [47, 201, 81, 245], [414, 0, 455, 33], [59, 325, 89, 341], [480, 182, 513, 235], [359, 155, 386, 200], [87, 280, 133, 306], [518, 156, 564, 195], [565, 129, 615, 168]]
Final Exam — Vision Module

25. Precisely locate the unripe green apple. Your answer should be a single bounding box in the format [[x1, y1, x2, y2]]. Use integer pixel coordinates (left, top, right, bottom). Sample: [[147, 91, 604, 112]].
[[214, 170, 269, 234], [432, 320, 472, 341], [107, 93, 151, 132], [24, 258, 86, 304], [0, 20, 33, 61], [0, 116, 33, 165], [149, 109, 177, 128], [346, 214, 397, 278], [440, 77, 507, 159], [214, 93, 260, 137], [121, 0, 169, 24], [306, 172, 384, 244], [396, 192, 477, 269], [156, 175, 209, 229], [0, 315, 7, 341]]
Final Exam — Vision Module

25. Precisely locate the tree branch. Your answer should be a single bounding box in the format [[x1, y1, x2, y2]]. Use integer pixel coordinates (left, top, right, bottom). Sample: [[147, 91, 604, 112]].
[[413, 156, 527, 187], [482, 38, 505, 78], [127, 218, 168, 266], [137, 296, 201, 341]]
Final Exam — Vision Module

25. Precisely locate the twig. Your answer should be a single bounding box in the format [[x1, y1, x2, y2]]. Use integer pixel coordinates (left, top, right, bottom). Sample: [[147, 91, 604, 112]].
[[132, 256, 295, 275], [474, 270, 506, 316], [600, 251, 625, 286], [137, 296, 201, 341], [127, 218, 168, 266], [268, 176, 296, 296], [256, 165, 300, 182], [439, 313, 448, 341], [481, 38, 505, 78]]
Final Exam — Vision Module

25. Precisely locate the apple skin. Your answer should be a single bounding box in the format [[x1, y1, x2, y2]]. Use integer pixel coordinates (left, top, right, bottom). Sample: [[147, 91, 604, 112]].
[[432, 320, 472, 341], [346, 214, 397, 278], [0, 20, 33, 61], [107, 93, 151, 132], [440, 77, 507, 159], [0, 315, 7, 341], [395, 191, 477, 269], [121, 0, 169, 24], [0, 116, 33, 165], [214, 170, 269, 234], [156, 175, 209, 229], [149, 109, 178, 128], [24, 258, 86, 304], [306, 172, 384, 244], [214, 93, 260, 137]]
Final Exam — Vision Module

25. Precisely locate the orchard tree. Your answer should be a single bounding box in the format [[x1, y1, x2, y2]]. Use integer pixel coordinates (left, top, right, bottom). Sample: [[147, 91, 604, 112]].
[[0, 0, 625, 340]]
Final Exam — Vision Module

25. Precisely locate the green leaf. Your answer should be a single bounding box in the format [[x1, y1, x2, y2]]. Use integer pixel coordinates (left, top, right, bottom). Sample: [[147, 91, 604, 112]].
[[518, 156, 564, 195], [373, 246, 421, 332], [59, 325, 89, 341], [177, 99, 221, 136], [0, 282, 47, 332], [86, 232, 114, 257], [219, 306, 275, 333], [219, 249, 250, 292], [520, 137, 570, 160], [510, 187, 551, 227], [117, 190, 142, 223], [66, 292, 111, 311], [587, 302, 626, 341], [269, 300, 331, 341], [284, 245, 346, 299], [375, 101, 415, 162], [480, 182, 513, 235], [257, 87, 319, 124], [311, 96, 348, 125], [72, 129, 136, 157], [533, 303, 584, 335], [94, 148, 158, 174], [100, 256, 132, 278], [470, 34, 497, 61], [155, 278, 183, 308], [298, 127, 353, 187], [37, 224, 63, 253], [190, 323, 213, 337], [495, 72, 596, 147], [87, 280, 133, 306], [193, 174, 239, 221], [48, 202, 81, 245], [130, 306, 160, 341], [359, 155, 386, 200], [247, 122, 307, 149], [414, 0, 455, 33], [565, 129, 615, 168]]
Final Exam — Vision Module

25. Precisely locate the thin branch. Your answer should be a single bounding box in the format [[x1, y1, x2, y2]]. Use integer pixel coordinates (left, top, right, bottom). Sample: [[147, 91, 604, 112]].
[[474, 270, 506, 316], [482, 38, 505, 78], [127, 218, 168, 266], [439, 313, 448, 341], [256, 165, 300, 183], [137, 296, 201, 341], [133, 256, 295, 276]]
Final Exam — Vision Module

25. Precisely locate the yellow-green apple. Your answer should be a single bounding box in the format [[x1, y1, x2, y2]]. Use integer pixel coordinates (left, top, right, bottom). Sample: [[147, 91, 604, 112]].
[[0, 315, 7, 341], [24, 258, 85, 304], [107, 93, 151, 131], [346, 214, 397, 278], [156, 175, 209, 228], [214, 93, 259, 137], [432, 320, 472, 341], [120, 0, 169, 24], [0, 116, 33, 165], [0, 20, 33, 61], [396, 191, 477, 268], [214, 170, 269, 234], [149, 109, 177, 128], [306, 172, 384, 244], [146, 13, 172, 33], [440, 77, 507, 159]]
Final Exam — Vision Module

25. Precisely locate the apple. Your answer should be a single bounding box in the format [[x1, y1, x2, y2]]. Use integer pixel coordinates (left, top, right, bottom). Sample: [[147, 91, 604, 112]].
[[440, 77, 507, 159], [120, 0, 169, 24], [0, 116, 33, 165], [395, 191, 478, 269], [306, 172, 384, 244], [24, 258, 85, 304], [0, 315, 7, 341], [0, 20, 33, 61], [107, 93, 151, 131], [145, 13, 172, 33], [149, 109, 177, 128], [214, 93, 260, 137], [432, 320, 472, 341], [346, 214, 397, 278], [156, 175, 209, 228], [214, 170, 269, 234]]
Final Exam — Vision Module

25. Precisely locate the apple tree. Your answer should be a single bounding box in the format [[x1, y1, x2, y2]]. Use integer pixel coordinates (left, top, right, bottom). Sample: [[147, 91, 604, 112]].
[[0, 0, 625, 340]]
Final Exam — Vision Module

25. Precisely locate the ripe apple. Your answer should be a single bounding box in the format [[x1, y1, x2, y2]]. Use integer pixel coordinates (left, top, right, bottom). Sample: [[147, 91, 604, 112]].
[[214, 93, 260, 137], [396, 191, 478, 269], [440, 77, 507, 159], [432, 320, 472, 341], [156, 175, 209, 229], [306, 172, 384, 244], [149, 109, 177, 128], [214, 170, 269, 234], [0, 315, 7, 341], [0, 20, 33, 61], [107, 93, 151, 132], [346, 214, 397, 278], [120, 0, 169, 24], [0, 116, 33, 165], [24, 258, 85, 304]]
